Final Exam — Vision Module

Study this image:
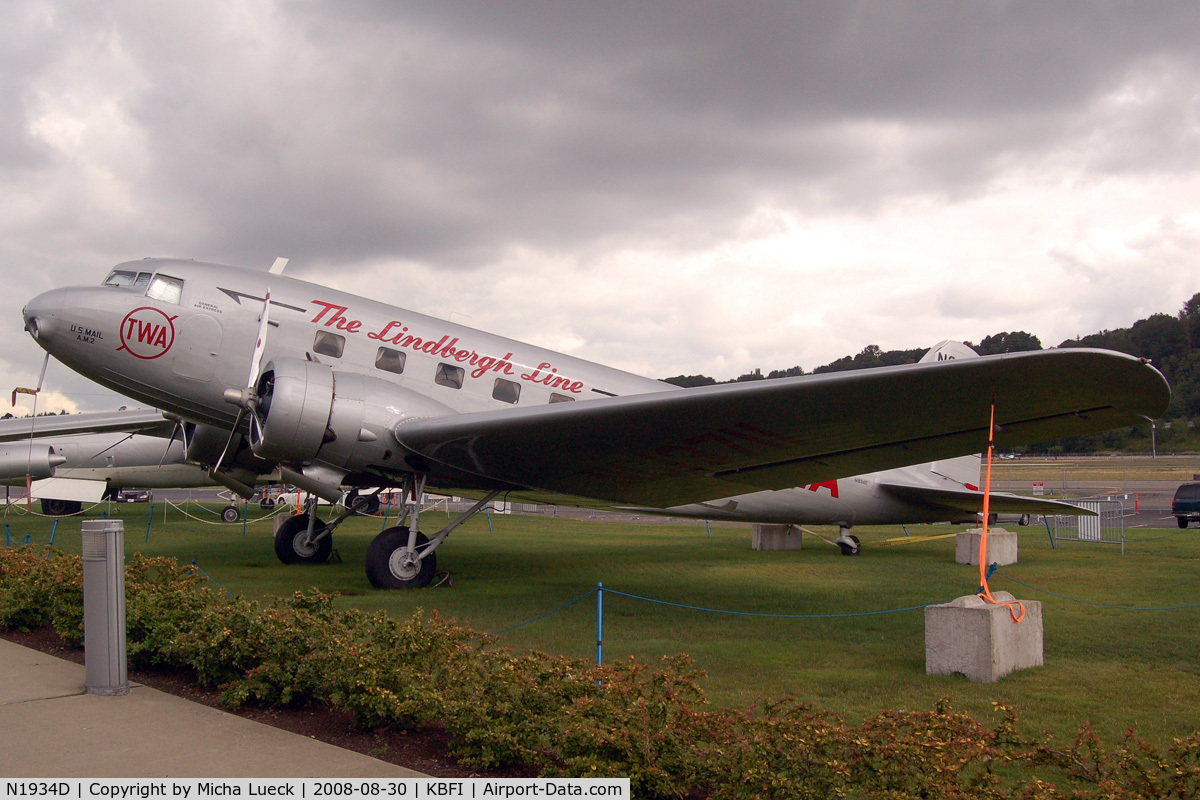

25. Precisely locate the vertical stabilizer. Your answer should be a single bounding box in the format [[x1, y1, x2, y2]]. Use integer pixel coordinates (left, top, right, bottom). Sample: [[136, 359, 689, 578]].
[[921, 341, 982, 485], [921, 340, 979, 364]]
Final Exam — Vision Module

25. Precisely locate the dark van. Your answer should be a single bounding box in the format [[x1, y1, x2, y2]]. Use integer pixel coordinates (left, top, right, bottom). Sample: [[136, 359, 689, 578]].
[[1172, 483, 1200, 529]]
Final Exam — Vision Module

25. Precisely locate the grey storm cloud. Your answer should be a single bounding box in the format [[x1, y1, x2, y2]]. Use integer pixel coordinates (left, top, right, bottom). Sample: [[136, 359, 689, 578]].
[[2, 1, 1199, 407], [10, 1, 1198, 269]]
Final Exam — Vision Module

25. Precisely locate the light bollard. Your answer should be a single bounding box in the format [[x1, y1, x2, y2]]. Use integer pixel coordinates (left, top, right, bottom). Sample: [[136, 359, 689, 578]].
[[82, 519, 129, 696]]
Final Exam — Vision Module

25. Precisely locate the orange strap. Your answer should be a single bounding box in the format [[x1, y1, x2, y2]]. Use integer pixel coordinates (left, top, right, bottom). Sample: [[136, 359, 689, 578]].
[[977, 402, 1025, 623]]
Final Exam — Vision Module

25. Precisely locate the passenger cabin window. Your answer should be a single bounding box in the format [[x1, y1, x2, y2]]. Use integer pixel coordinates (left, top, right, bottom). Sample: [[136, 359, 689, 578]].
[[549, 393, 576, 403], [435, 363, 465, 389], [492, 378, 521, 404], [313, 330, 345, 358], [375, 347, 406, 375], [146, 274, 184, 304]]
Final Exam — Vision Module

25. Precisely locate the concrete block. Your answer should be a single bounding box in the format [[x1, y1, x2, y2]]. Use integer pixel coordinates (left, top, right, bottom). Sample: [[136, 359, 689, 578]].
[[752, 524, 803, 550], [956, 527, 1018, 566], [925, 591, 1043, 683]]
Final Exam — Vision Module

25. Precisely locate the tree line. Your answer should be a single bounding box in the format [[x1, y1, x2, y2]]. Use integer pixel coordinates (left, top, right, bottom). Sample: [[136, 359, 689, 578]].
[[664, 292, 1200, 453]]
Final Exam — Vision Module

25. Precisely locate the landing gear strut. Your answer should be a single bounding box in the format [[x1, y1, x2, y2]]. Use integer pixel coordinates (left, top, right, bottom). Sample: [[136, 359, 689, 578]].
[[364, 475, 499, 589], [835, 526, 861, 556], [273, 490, 380, 565]]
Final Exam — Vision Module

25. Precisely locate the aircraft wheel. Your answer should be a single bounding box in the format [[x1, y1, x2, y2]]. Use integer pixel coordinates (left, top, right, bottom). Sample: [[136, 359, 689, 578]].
[[1178, 516, 1189, 529], [1018, 514, 1031, 526], [260, 498, 276, 510], [838, 534, 861, 556], [365, 526, 436, 589], [274, 514, 333, 565], [40, 498, 82, 516], [221, 505, 241, 523], [346, 491, 381, 516]]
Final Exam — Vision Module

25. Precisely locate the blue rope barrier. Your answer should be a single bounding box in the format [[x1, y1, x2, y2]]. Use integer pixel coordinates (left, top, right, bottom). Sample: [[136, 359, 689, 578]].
[[996, 571, 1200, 611], [188, 559, 235, 597], [603, 588, 938, 619], [977, 561, 999, 594], [597, 582, 604, 669], [490, 588, 597, 636], [491, 585, 943, 638]]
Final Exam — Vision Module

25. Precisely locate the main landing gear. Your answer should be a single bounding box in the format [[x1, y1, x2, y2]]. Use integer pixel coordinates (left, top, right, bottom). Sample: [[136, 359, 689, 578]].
[[364, 475, 499, 589], [273, 490, 381, 565]]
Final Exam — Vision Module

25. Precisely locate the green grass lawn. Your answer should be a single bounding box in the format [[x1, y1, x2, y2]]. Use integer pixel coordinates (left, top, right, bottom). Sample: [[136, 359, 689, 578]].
[[6, 500, 1198, 748]]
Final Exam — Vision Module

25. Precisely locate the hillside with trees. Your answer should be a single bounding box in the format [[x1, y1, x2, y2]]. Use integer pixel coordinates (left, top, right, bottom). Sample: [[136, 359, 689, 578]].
[[663, 292, 1200, 454]]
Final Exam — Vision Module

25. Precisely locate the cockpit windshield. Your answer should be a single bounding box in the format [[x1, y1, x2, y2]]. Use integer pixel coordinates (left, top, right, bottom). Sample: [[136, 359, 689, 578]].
[[103, 269, 151, 289], [102, 269, 184, 304]]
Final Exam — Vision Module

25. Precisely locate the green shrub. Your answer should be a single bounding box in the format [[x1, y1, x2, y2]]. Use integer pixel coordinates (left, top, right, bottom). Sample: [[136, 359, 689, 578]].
[[2, 547, 1198, 799]]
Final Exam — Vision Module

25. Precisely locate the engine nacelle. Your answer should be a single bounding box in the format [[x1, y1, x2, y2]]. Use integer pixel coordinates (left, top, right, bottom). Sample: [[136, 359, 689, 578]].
[[186, 423, 237, 466], [252, 357, 452, 471], [252, 358, 334, 464], [0, 446, 66, 480]]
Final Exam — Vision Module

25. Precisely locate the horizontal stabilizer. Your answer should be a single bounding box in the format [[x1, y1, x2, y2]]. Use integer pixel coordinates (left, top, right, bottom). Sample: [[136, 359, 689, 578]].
[[878, 482, 1097, 517]]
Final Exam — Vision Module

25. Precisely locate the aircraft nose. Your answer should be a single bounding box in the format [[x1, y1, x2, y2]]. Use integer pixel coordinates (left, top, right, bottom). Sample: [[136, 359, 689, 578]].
[[22, 288, 64, 343]]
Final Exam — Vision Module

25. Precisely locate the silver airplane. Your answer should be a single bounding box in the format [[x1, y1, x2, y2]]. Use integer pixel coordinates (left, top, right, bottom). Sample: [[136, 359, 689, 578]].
[[1, 340, 1088, 547], [15, 258, 1170, 587]]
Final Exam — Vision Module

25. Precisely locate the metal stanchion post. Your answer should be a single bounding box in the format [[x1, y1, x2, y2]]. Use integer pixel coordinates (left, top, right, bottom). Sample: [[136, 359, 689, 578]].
[[82, 519, 129, 696]]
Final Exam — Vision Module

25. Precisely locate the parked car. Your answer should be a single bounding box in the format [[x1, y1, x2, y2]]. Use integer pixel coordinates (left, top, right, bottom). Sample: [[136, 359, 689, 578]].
[[1172, 482, 1200, 529], [116, 488, 153, 503]]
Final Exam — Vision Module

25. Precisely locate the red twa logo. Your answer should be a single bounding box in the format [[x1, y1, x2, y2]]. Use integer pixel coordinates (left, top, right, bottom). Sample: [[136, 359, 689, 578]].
[[118, 307, 176, 359]]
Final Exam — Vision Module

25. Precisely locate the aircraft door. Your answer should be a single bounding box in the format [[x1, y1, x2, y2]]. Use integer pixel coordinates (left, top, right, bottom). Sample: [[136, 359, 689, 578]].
[[171, 314, 223, 381]]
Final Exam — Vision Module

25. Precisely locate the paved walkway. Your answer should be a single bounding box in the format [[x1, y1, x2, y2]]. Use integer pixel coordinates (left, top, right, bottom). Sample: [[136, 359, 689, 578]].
[[0, 639, 425, 778]]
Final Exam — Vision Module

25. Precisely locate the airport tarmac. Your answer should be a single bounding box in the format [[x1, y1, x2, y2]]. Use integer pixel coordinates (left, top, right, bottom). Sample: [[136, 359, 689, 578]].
[[0, 638, 425, 778]]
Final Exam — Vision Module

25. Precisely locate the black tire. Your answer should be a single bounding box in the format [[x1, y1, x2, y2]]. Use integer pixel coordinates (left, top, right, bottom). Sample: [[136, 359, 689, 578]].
[[838, 534, 861, 556], [345, 491, 381, 516], [365, 527, 436, 589], [260, 498, 276, 510], [40, 498, 82, 516], [221, 505, 241, 523], [274, 514, 333, 565], [1178, 516, 1189, 529]]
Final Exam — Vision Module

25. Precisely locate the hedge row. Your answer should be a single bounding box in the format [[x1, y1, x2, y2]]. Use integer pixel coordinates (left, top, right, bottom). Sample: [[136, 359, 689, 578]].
[[1, 546, 1197, 799]]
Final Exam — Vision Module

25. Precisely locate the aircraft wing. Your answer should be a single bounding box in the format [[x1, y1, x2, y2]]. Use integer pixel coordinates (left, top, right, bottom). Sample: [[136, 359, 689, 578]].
[[876, 482, 1098, 517], [394, 348, 1170, 508], [0, 408, 176, 443]]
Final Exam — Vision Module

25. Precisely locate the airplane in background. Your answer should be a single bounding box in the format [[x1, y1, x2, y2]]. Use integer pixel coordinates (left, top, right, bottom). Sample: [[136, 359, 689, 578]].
[[0, 428, 182, 514], [0, 427, 255, 517], [15, 258, 1170, 587]]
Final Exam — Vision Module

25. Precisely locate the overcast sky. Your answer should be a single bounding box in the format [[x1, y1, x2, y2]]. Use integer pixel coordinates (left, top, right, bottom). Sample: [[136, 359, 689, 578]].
[[4, 1, 1199, 414]]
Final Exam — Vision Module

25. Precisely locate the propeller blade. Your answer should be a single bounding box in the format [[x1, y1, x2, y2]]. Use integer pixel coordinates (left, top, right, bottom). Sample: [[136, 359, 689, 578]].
[[247, 288, 271, 392]]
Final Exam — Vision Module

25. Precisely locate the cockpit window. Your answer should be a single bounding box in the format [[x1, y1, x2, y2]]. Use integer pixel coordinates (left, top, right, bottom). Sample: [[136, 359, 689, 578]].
[[146, 274, 184, 304], [104, 270, 150, 288], [103, 270, 183, 304]]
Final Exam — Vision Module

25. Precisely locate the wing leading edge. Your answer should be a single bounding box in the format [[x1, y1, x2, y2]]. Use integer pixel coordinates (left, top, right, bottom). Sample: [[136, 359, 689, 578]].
[[393, 348, 1169, 508], [0, 408, 176, 442]]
